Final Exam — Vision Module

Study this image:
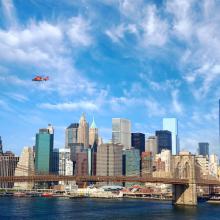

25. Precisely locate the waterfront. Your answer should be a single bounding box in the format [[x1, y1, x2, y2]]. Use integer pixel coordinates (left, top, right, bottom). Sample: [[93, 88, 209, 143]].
[[0, 198, 220, 220]]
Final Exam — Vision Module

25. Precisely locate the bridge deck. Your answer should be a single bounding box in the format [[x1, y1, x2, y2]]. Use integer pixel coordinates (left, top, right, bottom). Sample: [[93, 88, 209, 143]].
[[0, 175, 219, 185]]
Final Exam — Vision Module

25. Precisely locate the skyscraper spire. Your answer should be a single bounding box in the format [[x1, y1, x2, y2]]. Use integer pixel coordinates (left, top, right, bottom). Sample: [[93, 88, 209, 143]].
[[90, 116, 97, 129]]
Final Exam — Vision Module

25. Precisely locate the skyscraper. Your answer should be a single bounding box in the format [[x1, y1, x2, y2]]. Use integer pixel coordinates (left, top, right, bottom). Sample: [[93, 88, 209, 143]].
[[14, 147, 35, 190], [145, 136, 158, 159], [163, 118, 179, 155], [96, 143, 123, 177], [89, 117, 98, 151], [123, 148, 140, 176], [65, 123, 79, 148], [58, 149, 73, 176], [112, 118, 131, 149], [78, 113, 89, 147], [0, 152, 19, 188], [155, 130, 172, 154], [0, 136, 3, 155], [198, 142, 209, 157], [131, 133, 145, 155], [35, 124, 54, 174]]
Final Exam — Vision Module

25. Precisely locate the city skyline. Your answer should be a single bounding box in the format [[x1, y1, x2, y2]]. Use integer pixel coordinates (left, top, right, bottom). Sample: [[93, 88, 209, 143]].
[[0, 0, 220, 156]]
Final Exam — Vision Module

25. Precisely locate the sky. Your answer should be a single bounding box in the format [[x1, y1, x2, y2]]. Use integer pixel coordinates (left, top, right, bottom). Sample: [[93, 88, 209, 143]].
[[0, 0, 220, 156]]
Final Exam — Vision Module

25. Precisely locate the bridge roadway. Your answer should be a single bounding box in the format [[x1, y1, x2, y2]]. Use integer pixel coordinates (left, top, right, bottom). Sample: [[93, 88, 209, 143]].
[[0, 175, 220, 186]]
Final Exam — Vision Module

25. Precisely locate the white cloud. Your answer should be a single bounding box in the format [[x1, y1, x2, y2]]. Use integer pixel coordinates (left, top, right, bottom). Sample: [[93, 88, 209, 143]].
[[171, 89, 183, 114], [39, 101, 98, 111], [145, 98, 166, 116], [141, 5, 168, 47], [5, 93, 29, 102], [1, 0, 17, 27], [66, 16, 92, 46]]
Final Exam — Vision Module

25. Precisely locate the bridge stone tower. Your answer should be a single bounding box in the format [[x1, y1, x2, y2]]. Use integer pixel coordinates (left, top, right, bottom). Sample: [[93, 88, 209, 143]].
[[172, 153, 197, 205]]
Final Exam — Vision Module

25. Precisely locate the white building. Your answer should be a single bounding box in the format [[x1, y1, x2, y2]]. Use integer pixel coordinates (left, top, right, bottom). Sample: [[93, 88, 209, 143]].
[[196, 155, 209, 177], [209, 154, 218, 177], [14, 147, 35, 190], [112, 118, 131, 149], [58, 149, 73, 176], [163, 118, 179, 155], [155, 149, 171, 172]]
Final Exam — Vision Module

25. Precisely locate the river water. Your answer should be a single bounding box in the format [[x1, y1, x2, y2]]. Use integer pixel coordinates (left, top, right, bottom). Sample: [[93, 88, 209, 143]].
[[0, 197, 219, 220]]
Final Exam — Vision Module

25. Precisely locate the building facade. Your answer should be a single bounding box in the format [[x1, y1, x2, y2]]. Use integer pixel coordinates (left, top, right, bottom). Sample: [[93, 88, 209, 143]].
[[65, 123, 79, 148], [76, 151, 88, 176], [163, 118, 179, 155], [123, 148, 140, 176], [78, 113, 89, 147], [112, 118, 131, 149], [14, 147, 35, 190], [141, 151, 153, 176], [155, 130, 172, 154], [0, 152, 19, 188], [96, 143, 123, 177], [58, 149, 73, 176], [131, 133, 145, 155], [35, 124, 54, 174]]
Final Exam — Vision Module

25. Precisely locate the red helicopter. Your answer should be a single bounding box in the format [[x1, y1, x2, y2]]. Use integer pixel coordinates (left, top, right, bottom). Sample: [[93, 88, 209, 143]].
[[32, 76, 49, 81]]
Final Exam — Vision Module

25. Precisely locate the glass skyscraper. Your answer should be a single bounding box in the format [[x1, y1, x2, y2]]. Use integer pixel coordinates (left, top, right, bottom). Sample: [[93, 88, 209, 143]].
[[65, 123, 79, 148], [198, 142, 209, 157], [163, 118, 179, 155], [155, 130, 172, 154], [35, 125, 54, 174], [131, 133, 145, 155], [112, 118, 131, 149]]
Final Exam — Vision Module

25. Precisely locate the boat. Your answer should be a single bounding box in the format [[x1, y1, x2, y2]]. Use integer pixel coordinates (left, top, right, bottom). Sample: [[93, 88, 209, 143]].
[[41, 192, 53, 198], [13, 192, 26, 197], [207, 196, 220, 204]]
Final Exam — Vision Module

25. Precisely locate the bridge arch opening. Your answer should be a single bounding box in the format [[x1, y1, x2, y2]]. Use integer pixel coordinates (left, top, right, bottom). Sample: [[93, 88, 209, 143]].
[[183, 162, 190, 179]]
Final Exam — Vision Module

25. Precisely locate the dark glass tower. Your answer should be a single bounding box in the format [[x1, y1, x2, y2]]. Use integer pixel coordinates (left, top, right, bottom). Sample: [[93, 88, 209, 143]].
[[131, 133, 145, 155], [198, 142, 209, 157], [0, 136, 3, 155], [35, 125, 54, 174], [155, 130, 172, 153]]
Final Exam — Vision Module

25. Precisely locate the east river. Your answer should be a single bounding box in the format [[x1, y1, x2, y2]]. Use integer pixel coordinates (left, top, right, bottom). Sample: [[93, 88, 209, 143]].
[[0, 197, 219, 220]]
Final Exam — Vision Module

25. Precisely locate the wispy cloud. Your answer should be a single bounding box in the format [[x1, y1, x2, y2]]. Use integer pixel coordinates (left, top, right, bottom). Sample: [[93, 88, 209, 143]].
[[39, 101, 99, 111], [1, 0, 17, 27], [171, 89, 183, 114]]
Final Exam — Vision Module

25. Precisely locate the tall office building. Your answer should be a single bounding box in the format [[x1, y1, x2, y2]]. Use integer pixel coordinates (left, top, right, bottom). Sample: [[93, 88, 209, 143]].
[[163, 118, 179, 155], [58, 149, 73, 176], [89, 117, 98, 151], [198, 142, 209, 157], [35, 124, 54, 174], [145, 136, 158, 159], [0, 136, 3, 155], [112, 118, 131, 149], [141, 152, 153, 176], [155, 130, 172, 154], [219, 99, 220, 150], [131, 133, 145, 155], [65, 123, 79, 148], [96, 143, 123, 177], [14, 147, 35, 190], [76, 151, 88, 176], [78, 113, 89, 147], [52, 149, 59, 174], [123, 148, 140, 176], [0, 152, 19, 188]]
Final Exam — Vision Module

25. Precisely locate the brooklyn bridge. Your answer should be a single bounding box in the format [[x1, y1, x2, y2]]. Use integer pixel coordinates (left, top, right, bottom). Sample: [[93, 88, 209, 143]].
[[1, 154, 220, 206]]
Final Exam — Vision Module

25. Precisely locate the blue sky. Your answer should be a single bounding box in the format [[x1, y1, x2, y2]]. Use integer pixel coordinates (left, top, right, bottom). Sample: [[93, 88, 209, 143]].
[[0, 0, 219, 156]]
